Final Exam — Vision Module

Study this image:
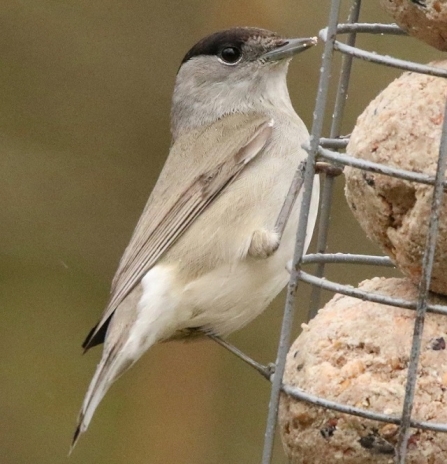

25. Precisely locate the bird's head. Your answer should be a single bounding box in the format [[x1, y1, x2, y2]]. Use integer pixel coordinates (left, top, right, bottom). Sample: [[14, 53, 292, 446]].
[[171, 27, 316, 138]]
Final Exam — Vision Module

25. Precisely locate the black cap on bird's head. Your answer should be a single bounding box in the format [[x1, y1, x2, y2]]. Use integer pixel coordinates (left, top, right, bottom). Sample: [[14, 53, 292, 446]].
[[180, 27, 317, 69]]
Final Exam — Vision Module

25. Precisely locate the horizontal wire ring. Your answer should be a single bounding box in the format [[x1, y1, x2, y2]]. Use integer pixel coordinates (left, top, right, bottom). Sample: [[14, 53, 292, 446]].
[[319, 23, 447, 78], [316, 145, 447, 188], [282, 384, 447, 433]]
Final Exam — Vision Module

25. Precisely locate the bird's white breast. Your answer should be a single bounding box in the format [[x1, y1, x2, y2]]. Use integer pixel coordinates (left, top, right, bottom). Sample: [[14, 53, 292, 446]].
[[136, 113, 320, 340], [180, 175, 319, 335]]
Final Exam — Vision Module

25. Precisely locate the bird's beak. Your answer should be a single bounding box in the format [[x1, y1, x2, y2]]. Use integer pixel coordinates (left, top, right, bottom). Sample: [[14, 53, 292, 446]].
[[261, 37, 317, 62]]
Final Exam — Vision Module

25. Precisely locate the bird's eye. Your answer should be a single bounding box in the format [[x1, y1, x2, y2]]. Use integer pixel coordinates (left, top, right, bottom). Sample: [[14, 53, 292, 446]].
[[219, 46, 242, 65]]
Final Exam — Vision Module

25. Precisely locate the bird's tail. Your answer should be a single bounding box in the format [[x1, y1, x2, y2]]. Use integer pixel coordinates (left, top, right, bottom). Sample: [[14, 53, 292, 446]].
[[70, 345, 133, 453]]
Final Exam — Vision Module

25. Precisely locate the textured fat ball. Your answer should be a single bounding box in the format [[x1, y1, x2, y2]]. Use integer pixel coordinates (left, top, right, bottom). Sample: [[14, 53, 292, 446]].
[[344, 59, 447, 295], [279, 277, 447, 464], [379, 0, 447, 51]]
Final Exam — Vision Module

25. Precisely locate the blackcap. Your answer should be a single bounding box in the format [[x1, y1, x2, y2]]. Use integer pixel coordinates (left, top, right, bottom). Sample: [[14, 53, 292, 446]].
[[72, 27, 320, 448]]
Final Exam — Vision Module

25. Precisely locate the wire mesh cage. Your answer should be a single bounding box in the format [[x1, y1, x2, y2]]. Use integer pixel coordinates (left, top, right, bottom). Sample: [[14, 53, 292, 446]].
[[214, 1, 447, 463]]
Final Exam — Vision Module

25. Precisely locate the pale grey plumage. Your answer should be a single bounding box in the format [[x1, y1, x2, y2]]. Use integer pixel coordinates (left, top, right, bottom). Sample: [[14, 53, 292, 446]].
[[72, 27, 319, 450], [95, 114, 273, 337]]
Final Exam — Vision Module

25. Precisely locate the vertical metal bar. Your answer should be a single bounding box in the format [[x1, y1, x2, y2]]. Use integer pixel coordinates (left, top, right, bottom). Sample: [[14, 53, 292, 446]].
[[396, 98, 447, 463], [308, 0, 361, 319], [307, 175, 336, 319], [260, 1, 342, 462], [329, 0, 361, 138]]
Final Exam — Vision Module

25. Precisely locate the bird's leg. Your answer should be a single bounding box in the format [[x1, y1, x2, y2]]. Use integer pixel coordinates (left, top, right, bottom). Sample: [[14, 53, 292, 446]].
[[207, 333, 274, 380], [274, 160, 306, 243], [273, 160, 342, 247], [247, 160, 343, 261]]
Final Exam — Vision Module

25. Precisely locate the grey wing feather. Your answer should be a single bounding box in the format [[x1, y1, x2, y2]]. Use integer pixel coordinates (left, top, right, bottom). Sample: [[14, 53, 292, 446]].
[[83, 114, 273, 349]]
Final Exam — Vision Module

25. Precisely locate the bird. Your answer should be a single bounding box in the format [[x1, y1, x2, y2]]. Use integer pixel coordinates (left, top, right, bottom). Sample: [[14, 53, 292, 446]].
[[72, 26, 320, 449]]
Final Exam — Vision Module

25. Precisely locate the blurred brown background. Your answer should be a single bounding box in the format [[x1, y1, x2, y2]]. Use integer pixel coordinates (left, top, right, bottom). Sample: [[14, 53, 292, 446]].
[[0, 1, 442, 463]]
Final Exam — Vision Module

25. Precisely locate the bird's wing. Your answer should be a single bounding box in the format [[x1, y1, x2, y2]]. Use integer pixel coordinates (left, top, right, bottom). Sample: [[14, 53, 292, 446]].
[[83, 113, 273, 350]]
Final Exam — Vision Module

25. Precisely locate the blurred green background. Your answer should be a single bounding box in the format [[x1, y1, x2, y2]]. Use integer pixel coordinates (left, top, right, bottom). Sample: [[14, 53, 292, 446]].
[[0, 1, 442, 463]]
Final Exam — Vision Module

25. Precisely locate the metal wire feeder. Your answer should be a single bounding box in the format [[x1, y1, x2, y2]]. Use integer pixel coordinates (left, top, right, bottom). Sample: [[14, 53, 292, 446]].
[[209, 1, 447, 463]]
